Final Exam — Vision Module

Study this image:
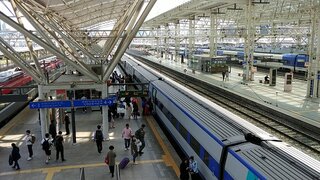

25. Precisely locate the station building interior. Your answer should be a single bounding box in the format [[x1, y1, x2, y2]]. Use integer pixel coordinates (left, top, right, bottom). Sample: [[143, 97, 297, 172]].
[[0, 0, 320, 179]]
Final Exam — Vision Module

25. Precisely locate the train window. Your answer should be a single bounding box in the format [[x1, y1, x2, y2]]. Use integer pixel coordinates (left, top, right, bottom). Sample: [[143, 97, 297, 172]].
[[203, 150, 211, 167], [190, 135, 201, 156], [179, 124, 188, 141], [171, 116, 178, 129]]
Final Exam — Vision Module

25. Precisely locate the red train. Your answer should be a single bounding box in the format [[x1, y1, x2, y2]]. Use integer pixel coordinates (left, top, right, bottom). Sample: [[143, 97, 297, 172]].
[[0, 56, 63, 94]]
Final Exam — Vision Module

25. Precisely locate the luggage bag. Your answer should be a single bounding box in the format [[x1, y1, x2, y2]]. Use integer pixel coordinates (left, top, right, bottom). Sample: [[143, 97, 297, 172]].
[[119, 157, 130, 169]]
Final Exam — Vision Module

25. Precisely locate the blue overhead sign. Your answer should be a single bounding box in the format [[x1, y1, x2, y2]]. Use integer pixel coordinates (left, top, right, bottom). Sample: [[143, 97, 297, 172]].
[[30, 100, 72, 109], [73, 98, 115, 107]]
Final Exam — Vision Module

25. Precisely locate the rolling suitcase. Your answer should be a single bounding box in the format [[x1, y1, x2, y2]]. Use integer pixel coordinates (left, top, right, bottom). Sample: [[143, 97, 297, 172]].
[[119, 157, 130, 169]]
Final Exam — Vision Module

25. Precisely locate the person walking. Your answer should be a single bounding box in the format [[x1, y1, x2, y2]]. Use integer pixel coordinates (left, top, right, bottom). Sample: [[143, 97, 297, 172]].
[[55, 131, 66, 162], [11, 143, 21, 170], [135, 124, 146, 155], [94, 125, 104, 153], [180, 158, 190, 180], [25, 130, 33, 161], [41, 133, 53, 164], [122, 124, 132, 150], [64, 114, 70, 135], [131, 136, 139, 165], [49, 120, 57, 141], [106, 145, 116, 178], [189, 156, 200, 180]]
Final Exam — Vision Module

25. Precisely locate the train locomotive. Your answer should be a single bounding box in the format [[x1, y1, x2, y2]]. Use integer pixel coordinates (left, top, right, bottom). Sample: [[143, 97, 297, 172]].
[[122, 53, 320, 180]]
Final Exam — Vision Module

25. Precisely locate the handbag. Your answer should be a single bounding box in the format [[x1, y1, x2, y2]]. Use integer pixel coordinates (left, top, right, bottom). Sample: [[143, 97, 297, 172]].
[[136, 139, 142, 147], [9, 155, 13, 166], [104, 155, 109, 165]]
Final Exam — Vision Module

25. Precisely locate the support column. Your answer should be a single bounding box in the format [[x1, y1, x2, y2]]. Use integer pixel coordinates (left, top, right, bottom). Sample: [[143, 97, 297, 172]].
[[156, 26, 160, 57], [102, 84, 109, 140], [244, 0, 255, 81], [314, 10, 320, 98], [175, 21, 180, 61], [307, 5, 319, 98], [189, 16, 195, 61], [164, 24, 169, 60], [210, 13, 217, 58], [38, 85, 47, 139]]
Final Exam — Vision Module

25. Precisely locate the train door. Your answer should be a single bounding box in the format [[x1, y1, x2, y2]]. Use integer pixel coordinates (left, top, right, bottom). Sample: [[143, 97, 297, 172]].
[[151, 87, 157, 112]]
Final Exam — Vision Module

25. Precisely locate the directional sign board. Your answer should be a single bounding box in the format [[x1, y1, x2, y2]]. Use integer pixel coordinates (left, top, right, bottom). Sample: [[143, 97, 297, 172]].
[[73, 98, 115, 107], [30, 100, 72, 109]]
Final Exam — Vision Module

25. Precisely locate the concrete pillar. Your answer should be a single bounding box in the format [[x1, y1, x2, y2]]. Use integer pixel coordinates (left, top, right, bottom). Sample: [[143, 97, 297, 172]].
[[175, 21, 180, 61], [38, 85, 47, 139], [102, 84, 109, 140], [164, 24, 169, 60], [156, 26, 160, 57], [307, 6, 319, 98], [189, 16, 195, 61], [210, 13, 217, 58], [244, 0, 255, 81], [314, 12, 320, 98]]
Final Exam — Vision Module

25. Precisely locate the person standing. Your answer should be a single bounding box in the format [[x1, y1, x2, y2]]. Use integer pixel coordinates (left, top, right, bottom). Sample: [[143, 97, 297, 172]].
[[135, 124, 146, 155], [189, 156, 200, 180], [132, 101, 138, 120], [180, 158, 190, 180], [94, 125, 104, 153], [64, 114, 70, 135], [11, 143, 21, 170], [25, 130, 33, 161], [106, 145, 116, 178], [41, 133, 53, 164], [55, 131, 66, 162], [81, 95, 87, 113], [131, 136, 138, 165], [49, 120, 57, 141], [122, 124, 132, 150], [126, 102, 132, 120]]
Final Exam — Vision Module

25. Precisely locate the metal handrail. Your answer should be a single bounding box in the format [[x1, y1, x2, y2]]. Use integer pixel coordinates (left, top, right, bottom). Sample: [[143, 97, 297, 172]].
[[80, 167, 85, 180], [116, 164, 121, 180]]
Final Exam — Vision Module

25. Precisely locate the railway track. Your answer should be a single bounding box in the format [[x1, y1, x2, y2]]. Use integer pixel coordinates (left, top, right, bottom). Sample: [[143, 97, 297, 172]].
[[129, 53, 320, 159]]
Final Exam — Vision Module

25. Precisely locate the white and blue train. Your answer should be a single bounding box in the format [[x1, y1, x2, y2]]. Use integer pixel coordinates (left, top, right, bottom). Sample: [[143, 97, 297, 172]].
[[123, 54, 320, 180]]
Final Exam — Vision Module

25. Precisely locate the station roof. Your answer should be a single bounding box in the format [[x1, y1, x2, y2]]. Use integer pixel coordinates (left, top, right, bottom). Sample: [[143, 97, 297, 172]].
[[23, 0, 136, 29], [143, 0, 316, 28]]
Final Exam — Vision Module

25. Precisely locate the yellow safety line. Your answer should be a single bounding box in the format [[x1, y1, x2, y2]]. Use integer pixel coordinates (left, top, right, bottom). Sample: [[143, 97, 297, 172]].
[[145, 116, 180, 176], [0, 159, 164, 177]]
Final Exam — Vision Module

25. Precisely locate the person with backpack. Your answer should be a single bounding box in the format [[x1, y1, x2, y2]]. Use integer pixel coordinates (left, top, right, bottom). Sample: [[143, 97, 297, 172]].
[[94, 125, 104, 153], [41, 133, 53, 164], [25, 130, 34, 161], [135, 124, 146, 155], [55, 131, 66, 162], [11, 143, 21, 170], [121, 124, 132, 150]]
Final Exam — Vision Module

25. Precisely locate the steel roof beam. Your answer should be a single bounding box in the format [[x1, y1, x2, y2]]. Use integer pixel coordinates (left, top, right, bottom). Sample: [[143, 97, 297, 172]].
[[10, 0, 45, 80], [102, 0, 157, 82], [0, 11, 100, 82], [0, 37, 42, 83], [20, 3, 100, 63], [102, 0, 144, 57]]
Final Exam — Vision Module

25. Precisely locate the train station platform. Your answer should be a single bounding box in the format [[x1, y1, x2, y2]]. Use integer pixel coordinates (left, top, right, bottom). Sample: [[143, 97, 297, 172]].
[[129, 52, 320, 129], [0, 86, 180, 179]]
